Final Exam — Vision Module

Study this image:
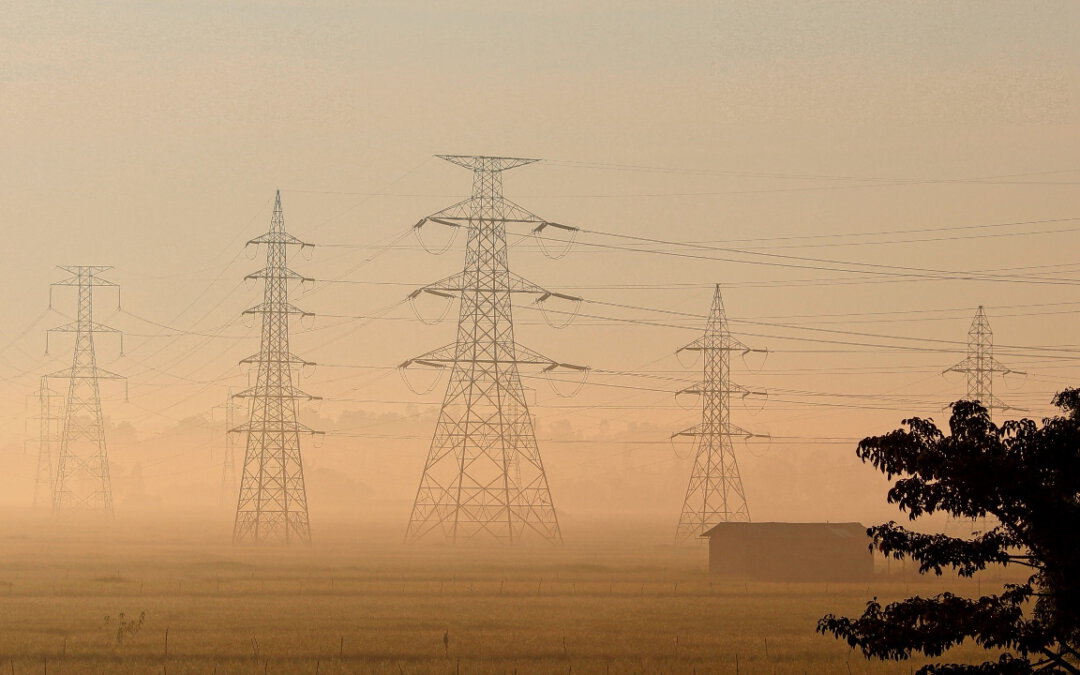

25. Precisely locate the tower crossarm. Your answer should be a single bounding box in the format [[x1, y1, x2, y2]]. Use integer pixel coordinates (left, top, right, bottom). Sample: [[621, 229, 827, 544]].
[[47, 366, 125, 381], [399, 341, 586, 372], [52, 266, 117, 286], [46, 320, 123, 356], [49, 267, 121, 313], [239, 352, 315, 367], [242, 302, 314, 318], [230, 419, 324, 435], [672, 423, 760, 439], [415, 197, 471, 230], [418, 196, 548, 229], [677, 334, 758, 354], [48, 321, 120, 335], [398, 343, 458, 369], [247, 231, 313, 248], [513, 342, 588, 372], [994, 359, 1022, 376], [942, 357, 1020, 376], [676, 381, 764, 398], [244, 268, 314, 284], [233, 384, 320, 401], [408, 271, 580, 302], [435, 154, 539, 171], [531, 221, 579, 236], [407, 273, 466, 300]]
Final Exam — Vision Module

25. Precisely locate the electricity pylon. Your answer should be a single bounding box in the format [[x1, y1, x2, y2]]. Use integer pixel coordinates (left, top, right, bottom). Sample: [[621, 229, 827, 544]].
[[943, 306, 1017, 421], [674, 285, 764, 544], [31, 376, 62, 508], [233, 191, 320, 545], [213, 387, 242, 510], [941, 305, 1021, 537], [47, 266, 124, 514], [401, 154, 585, 545]]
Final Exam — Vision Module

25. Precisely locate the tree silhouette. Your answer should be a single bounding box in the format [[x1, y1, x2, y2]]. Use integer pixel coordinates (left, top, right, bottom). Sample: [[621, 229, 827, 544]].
[[818, 390, 1080, 673]]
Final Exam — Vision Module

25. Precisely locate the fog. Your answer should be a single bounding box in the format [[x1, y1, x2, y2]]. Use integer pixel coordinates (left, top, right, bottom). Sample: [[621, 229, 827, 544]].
[[1, 1, 1076, 542]]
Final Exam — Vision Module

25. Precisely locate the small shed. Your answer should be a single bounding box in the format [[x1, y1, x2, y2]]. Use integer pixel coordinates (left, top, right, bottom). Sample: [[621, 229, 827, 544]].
[[702, 522, 872, 582]]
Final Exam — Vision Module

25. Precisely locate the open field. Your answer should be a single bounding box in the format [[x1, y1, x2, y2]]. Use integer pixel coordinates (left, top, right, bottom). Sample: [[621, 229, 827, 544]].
[[0, 521, 1014, 674]]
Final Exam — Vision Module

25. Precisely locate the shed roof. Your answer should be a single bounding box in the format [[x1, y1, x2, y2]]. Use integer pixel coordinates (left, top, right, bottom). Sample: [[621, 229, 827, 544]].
[[701, 521, 867, 538]]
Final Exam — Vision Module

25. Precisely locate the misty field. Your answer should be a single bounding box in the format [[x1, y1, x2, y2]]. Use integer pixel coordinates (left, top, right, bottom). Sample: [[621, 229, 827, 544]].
[[0, 525, 1007, 674]]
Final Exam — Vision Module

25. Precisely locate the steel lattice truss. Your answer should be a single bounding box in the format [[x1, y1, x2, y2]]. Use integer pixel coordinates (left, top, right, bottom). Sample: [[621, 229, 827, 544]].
[[944, 306, 1016, 421], [233, 191, 320, 545], [674, 285, 763, 544], [216, 388, 242, 510], [942, 307, 1019, 537], [402, 155, 584, 545], [48, 266, 124, 514], [31, 375, 62, 509]]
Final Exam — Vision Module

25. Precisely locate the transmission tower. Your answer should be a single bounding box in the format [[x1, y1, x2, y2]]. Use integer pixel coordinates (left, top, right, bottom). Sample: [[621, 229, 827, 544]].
[[674, 285, 764, 544], [942, 306, 1019, 536], [47, 266, 124, 514], [401, 154, 585, 545], [943, 306, 1016, 420], [233, 190, 320, 545], [213, 387, 242, 510], [30, 376, 63, 508]]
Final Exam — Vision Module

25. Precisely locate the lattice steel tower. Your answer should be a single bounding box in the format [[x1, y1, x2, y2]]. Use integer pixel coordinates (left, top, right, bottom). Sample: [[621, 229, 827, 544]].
[[674, 285, 763, 544], [31, 376, 62, 508], [401, 154, 584, 544], [48, 266, 124, 513], [942, 306, 1017, 537], [215, 387, 242, 510], [233, 191, 319, 544], [944, 306, 1015, 420]]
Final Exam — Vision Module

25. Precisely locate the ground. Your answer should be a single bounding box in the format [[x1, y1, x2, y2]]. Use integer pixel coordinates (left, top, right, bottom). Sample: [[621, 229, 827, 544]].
[[0, 519, 1012, 674]]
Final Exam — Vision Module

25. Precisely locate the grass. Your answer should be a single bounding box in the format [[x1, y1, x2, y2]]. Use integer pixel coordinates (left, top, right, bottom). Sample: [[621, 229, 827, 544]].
[[0, 526, 1015, 674]]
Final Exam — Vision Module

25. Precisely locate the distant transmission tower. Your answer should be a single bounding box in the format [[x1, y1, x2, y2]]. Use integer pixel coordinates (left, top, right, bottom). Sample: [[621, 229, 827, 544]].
[[233, 191, 320, 545], [31, 376, 62, 508], [944, 306, 1016, 420], [674, 285, 764, 544], [213, 387, 242, 510], [48, 266, 124, 514], [401, 154, 584, 545], [942, 306, 1019, 537]]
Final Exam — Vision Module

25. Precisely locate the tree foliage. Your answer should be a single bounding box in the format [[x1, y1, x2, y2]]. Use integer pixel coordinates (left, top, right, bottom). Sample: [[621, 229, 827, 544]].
[[818, 390, 1080, 673]]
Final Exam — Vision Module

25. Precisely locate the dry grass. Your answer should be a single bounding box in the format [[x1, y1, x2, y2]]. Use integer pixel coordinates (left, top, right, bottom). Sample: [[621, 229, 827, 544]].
[[0, 527, 1014, 674]]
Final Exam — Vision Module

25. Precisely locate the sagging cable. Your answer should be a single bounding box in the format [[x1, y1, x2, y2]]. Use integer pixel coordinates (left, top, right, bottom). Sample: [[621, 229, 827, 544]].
[[535, 292, 582, 329], [532, 221, 579, 260], [414, 217, 461, 255]]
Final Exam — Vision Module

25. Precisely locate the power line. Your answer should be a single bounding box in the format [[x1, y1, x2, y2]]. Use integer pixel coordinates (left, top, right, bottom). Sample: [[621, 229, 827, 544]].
[[550, 226, 1080, 287]]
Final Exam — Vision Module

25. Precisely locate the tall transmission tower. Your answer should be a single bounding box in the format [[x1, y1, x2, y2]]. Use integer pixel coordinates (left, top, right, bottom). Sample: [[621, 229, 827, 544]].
[[674, 285, 764, 544], [943, 306, 1017, 420], [47, 266, 124, 514], [401, 154, 584, 545], [31, 376, 62, 508], [233, 191, 320, 545]]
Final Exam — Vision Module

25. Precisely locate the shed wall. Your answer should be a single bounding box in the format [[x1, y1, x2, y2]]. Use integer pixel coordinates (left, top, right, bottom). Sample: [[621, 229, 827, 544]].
[[707, 523, 872, 582]]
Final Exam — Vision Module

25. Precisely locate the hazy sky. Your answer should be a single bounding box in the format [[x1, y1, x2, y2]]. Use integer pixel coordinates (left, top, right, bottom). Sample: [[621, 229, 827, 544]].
[[1, 2, 1078, 532]]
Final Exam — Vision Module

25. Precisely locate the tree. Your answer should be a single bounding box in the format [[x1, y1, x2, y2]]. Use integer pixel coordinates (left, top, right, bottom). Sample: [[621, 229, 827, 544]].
[[818, 390, 1080, 673]]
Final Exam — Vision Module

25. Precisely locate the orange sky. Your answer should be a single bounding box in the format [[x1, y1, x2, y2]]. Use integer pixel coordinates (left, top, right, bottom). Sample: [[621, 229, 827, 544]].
[[1, 2, 1077, 533]]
